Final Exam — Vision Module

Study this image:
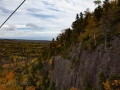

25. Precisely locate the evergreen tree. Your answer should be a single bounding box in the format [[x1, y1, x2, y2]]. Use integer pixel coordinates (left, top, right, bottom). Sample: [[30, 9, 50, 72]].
[[94, 5, 103, 21], [76, 13, 79, 20], [80, 12, 83, 20], [94, 0, 101, 5]]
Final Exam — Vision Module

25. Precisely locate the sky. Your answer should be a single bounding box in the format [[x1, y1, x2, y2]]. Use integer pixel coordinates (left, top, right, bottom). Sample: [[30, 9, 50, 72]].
[[0, 0, 103, 40]]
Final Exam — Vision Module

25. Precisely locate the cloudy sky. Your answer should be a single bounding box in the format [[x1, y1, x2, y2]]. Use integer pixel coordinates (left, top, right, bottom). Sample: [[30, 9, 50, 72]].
[[0, 0, 103, 40]]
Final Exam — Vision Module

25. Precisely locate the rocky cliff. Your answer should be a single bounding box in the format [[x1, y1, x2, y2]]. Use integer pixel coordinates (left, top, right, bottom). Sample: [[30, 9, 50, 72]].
[[49, 37, 120, 90]]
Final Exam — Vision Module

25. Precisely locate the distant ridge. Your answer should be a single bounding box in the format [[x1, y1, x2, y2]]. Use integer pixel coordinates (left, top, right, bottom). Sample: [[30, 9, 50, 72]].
[[0, 38, 50, 43]]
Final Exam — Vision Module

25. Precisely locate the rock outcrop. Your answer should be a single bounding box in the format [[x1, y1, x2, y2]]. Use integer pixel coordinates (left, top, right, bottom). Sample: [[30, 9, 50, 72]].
[[50, 37, 120, 90]]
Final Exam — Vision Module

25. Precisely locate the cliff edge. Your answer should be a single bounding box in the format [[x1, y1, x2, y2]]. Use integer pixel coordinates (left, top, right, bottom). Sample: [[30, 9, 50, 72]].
[[49, 37, 120, 90]]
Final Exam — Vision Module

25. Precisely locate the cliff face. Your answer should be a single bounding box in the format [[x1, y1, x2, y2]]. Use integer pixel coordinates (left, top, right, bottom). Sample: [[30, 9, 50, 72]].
[[49, 37, 120, 90]]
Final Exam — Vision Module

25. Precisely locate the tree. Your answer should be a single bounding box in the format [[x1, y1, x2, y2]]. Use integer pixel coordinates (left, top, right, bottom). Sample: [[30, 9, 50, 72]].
[[94, 0, 102, 21], [94, 0, 101, 6], [85, 16, 100, 46], [27, 75, 35, 86], [94, 5, 103, 21], [103, 0, 110, 12], [115, 0, 120, 21], [80, 12, 83, 21], [100, 0, 113, 49], [118, 0, 120, 6], [76, 13, 79, 20]]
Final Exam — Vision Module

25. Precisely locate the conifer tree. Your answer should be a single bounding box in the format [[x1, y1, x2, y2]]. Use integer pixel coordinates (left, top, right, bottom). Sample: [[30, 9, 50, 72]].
[[94, 5, 103, 21], [94, 0, 101, 5], [76, 13, 79, 20], [80, 12, 83, 20]]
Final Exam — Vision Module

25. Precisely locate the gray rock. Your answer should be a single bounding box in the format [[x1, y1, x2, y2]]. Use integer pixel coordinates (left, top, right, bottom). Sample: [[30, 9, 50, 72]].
[[49, 38, 120, 90]]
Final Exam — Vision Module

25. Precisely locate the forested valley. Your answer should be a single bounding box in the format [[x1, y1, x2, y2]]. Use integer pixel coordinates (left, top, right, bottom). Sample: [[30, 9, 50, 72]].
[[0, 0, 120, 90]]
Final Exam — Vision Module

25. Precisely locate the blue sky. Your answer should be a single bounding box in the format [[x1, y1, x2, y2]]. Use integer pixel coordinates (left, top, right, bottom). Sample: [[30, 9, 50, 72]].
[[0, 0, 103, 40]]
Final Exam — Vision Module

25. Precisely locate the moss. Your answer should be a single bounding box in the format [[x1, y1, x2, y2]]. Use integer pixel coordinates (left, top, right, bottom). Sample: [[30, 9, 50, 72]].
[[82, 72, 92, 90], [49, 82, 56, 90], [98, 71, 106, 89], [92, 86, 98, 90], [109, 74, 120, 81], [98, 71, 105, 82]]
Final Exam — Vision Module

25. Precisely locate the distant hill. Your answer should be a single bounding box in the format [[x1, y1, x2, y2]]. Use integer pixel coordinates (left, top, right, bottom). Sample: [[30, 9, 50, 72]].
[[0, 38, 50, 43]]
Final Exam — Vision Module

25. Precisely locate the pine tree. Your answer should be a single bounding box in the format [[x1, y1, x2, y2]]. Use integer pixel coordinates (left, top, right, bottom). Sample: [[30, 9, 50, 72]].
[[94, 5, 103, 21], [80, 12, 83, 20], [76, 13, 79, 20]]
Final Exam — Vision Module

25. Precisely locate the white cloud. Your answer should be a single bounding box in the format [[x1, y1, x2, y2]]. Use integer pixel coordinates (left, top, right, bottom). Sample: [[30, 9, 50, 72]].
[[0, 0, 103, 40], [26, 23, 39, 30], [2, 25, 16, 30]]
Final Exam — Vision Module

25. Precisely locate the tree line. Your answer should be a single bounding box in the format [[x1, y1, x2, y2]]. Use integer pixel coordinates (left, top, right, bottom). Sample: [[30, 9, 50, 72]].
[[43, 0, 120, 59]]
